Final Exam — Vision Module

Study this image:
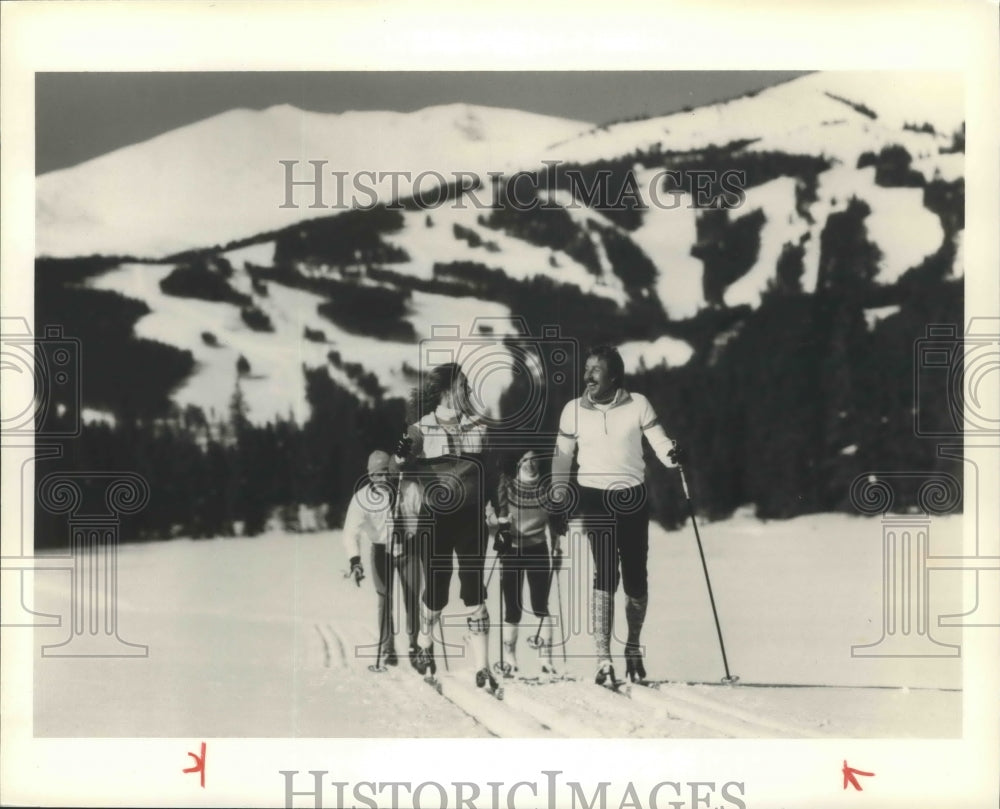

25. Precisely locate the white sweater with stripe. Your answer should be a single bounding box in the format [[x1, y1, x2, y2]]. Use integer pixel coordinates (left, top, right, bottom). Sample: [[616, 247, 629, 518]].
[[556, 389, 676, 490]]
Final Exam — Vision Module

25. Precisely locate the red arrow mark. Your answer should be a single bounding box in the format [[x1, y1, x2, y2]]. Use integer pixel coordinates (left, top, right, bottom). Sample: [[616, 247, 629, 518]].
[[843, 760, 875, 791], [183, 742, 206, 788]]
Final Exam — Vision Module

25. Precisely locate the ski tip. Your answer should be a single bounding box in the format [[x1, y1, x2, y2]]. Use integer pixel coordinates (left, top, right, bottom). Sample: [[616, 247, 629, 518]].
[[596, 679, 629, 696]]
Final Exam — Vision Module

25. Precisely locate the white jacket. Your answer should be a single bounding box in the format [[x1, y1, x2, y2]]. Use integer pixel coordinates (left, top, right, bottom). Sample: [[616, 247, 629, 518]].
[[342, 478, 422, 559]]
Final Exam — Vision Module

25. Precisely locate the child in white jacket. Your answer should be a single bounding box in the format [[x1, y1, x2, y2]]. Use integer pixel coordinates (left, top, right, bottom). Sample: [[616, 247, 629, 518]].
[[343, 450, 422, 668]]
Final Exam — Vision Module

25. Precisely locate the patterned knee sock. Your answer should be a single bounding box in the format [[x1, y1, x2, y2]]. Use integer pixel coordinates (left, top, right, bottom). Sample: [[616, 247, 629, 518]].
[[592, 589, 613, 661]]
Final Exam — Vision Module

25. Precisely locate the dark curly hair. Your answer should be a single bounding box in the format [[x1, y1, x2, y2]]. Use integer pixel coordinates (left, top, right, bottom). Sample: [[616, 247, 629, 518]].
[[585, 344, 625, 387], [409, 362, 467, 421]]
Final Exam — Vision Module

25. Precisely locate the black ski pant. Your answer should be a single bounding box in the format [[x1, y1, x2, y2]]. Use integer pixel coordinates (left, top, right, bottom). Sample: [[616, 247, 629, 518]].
[[419, 506, 488, 612], [575, 484, 649, 598], [499, 540, 552, 624], [371, 538, 421, 654]]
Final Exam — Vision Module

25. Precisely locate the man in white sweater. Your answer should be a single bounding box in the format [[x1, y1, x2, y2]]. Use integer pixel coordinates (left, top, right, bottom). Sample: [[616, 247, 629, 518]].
[[551, 345, 680, 685]]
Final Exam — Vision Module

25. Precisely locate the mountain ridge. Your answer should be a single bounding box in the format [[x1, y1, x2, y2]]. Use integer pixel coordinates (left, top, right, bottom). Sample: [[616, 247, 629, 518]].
[[36, 72, 964, 454]]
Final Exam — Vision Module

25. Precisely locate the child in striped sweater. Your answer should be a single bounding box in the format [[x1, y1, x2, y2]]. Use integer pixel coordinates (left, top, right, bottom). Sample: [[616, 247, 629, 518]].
[[493, 450, 566, 678]]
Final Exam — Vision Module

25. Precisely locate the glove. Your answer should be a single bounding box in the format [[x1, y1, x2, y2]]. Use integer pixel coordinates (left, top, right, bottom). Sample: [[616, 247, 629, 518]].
[[551, 544, 563, 571], [348, 555, 365, 586], [394, 434, 413, 461], [667, 442, 688, 467], [550, 511, 568, 538], [493, 524, 513, 556]]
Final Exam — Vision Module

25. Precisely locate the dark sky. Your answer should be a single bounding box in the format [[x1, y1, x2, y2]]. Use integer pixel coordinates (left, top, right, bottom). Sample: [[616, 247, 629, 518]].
[[36, 71, 809, 175]]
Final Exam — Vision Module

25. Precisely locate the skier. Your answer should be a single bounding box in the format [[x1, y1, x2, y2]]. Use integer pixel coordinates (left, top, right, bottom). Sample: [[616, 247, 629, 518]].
[[343, 450, 423, 669], [551, 345, 682, 685], [493, 449, 566, 679], [393, 363, 503, 694]]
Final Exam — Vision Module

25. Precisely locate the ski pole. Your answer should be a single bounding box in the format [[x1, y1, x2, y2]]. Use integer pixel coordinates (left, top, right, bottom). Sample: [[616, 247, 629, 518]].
[[371, 544, 389, 672], [370, 471, 402, 673], [439, 612, 450, 672], [385, 471, 403, 663], [555, 556, 566, 665], [485, 549, 501, 589], [497, 552, 504, 676], [527, 549, 560, 649], [385, 536, 397, 667], [368, 548, 393, 674], [678, 465, 737, 684]]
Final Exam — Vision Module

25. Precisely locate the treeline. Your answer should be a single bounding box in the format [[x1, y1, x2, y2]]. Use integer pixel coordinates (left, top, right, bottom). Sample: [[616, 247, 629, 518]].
[[479, 205, 603, 276], [636, 188, 962, 520], [249, 263, 416, 342], [36, 262, 195, 415], [272, 207, 409, 268], [692, 208, 767, 306], [159, 256, 250, 306], [634, 276, 964, 521], [476, 204, 662, 301], [35, 368, 407, 549], [498, 140, 831, 230], [34, 144, 966, 539], [34, 260, 963, 545]]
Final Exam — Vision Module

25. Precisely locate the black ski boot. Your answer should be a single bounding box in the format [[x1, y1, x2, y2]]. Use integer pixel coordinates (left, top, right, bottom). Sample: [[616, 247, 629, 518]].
[[476, 666, 500, 694], [625, 644, 646, 683], [414, 644, 436, 676], [595, 659, 617, 686]]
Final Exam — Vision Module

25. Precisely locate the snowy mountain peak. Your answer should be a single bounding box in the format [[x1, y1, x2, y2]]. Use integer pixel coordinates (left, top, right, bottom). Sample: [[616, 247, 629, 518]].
[[36, 102, 590, 259], [549, 71, 964, 166]]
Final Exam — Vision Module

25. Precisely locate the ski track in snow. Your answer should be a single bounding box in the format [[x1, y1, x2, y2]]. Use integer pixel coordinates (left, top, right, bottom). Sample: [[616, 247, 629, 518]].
[[633, 683, 822, 739], [31, 513, 964, 739]]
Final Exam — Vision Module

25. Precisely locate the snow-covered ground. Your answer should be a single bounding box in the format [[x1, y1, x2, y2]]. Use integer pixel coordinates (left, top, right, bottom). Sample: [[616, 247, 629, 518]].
[[618, 336, 694, 372], [811, 166, 943, 285], [87, 262, 519, 422], [89, 263, 365, 421], [383, 198, 627, 306], [629, 168, 706, 320], [863, 305, 902, 331], [32, 512, 964, 739]]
